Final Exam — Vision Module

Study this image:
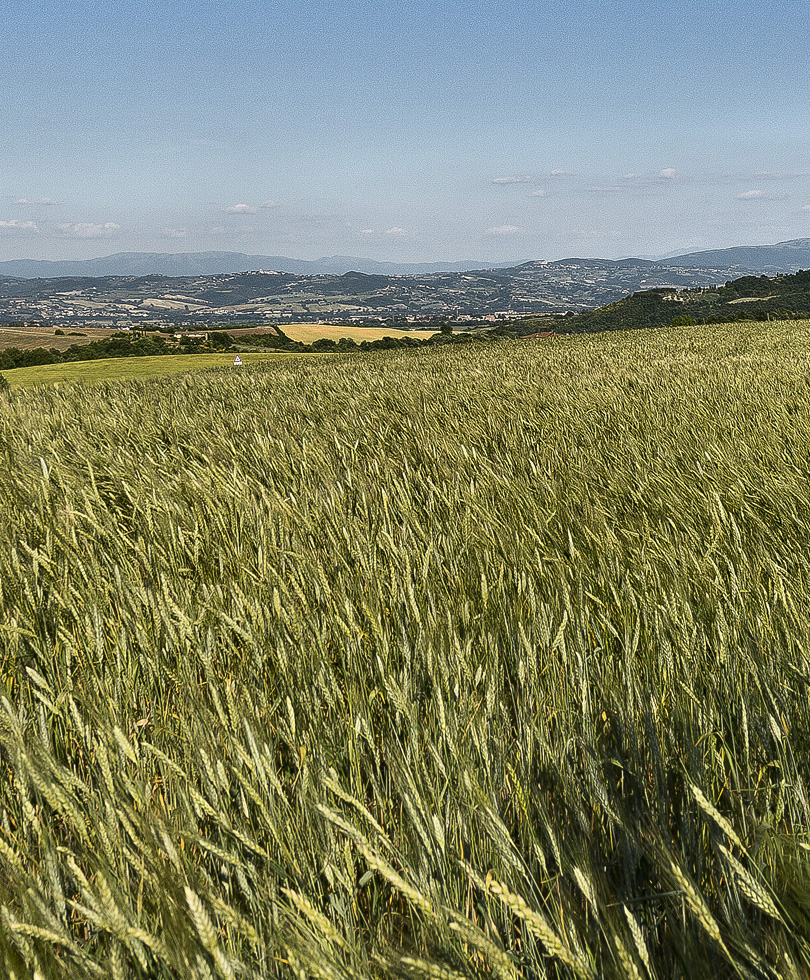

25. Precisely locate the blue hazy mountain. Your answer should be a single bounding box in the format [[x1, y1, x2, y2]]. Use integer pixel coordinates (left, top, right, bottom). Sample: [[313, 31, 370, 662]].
[[659, 238, 810, 271], [3, 239, 810, 280], [0, 252, 522, 279]]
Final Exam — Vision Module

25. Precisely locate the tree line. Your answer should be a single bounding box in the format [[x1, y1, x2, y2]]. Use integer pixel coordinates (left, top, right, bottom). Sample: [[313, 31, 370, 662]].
[[0, 323, 513, 372]]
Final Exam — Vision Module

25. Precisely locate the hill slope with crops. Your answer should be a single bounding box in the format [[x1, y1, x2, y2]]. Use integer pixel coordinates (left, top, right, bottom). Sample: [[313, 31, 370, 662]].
[[1, 322, 810, 978]]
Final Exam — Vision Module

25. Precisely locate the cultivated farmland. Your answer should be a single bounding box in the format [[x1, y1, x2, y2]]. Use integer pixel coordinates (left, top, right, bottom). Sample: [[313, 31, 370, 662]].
[[1, 321, 809, 978], [0, 325, 120, 352], [234, 322, 434, 344]]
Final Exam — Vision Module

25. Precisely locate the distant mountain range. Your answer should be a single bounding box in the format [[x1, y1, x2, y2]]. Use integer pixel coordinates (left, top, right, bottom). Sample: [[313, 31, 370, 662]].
[[0, 252, 521, 279], [1, 238, 810, 279], [659, 238, 810, 271]]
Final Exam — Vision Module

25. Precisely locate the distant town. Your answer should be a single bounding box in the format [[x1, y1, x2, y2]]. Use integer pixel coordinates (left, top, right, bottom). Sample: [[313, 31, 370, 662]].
[[0, 257, 777, 329], [0, 240, 810, 330]]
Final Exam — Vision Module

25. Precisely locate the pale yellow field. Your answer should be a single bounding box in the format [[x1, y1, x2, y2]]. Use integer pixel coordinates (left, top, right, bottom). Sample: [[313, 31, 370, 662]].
[[140, 298, 212, 311], [279, 322, 436, 343]]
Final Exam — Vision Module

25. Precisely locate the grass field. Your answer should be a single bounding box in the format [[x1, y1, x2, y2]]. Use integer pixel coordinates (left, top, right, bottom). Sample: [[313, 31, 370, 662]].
[[0, 351, 306, 387], [1, 320, 810, 978]]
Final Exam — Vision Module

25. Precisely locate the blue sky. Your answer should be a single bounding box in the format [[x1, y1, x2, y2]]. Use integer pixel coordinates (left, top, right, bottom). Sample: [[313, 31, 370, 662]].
[[3, 0, 810, 264]]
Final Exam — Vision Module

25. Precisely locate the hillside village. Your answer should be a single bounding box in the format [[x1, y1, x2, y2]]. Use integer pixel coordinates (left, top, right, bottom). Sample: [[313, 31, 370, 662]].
[[0, 258, 764, 329]]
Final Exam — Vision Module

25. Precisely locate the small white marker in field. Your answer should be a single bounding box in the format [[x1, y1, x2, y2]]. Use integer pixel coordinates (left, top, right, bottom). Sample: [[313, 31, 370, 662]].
[[233, 355, 243, 366]]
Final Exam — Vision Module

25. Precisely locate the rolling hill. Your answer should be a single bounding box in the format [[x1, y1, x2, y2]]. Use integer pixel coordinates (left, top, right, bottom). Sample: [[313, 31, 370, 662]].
[[530, 268, 810, 334], [662, 238, 810, 271], [2, 238, 810, 281], [0, 251, 520, 279], [0, 260, 781, 325]]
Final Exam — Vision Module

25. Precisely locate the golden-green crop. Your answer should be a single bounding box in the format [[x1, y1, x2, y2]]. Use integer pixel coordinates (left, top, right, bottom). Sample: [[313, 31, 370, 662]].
[[0, 351, 308, 387], [1, 321, 810, 979]]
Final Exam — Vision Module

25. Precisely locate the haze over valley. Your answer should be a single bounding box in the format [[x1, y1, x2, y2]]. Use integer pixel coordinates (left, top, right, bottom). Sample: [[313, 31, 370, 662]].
[[2, 239, 810, 326]]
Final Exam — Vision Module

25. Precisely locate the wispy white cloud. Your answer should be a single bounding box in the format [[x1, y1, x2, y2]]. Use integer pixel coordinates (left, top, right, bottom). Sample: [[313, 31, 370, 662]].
[[549, 169, 576, 176], [620, 169, 677, 184], [530, 189, 547, 198], [57, 222, 120, 238], [492, 175, 533, 185], [586, 169, 681, 193], [161, 227, 188, 238], [220, 201, 276, 214], [0, 219, 39, 231], [385, 226, 407, 237], [14, 197, 57, 206], [486, 224, 523, 235], [737, 189, 788, 201], [360, 228, 374, 235], [752, 171, 805, 180]]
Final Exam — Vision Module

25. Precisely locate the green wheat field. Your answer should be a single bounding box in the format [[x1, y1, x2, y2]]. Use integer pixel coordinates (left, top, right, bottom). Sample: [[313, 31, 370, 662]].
[[1, 321, 810, 979], [1, 352, 305, 388]]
